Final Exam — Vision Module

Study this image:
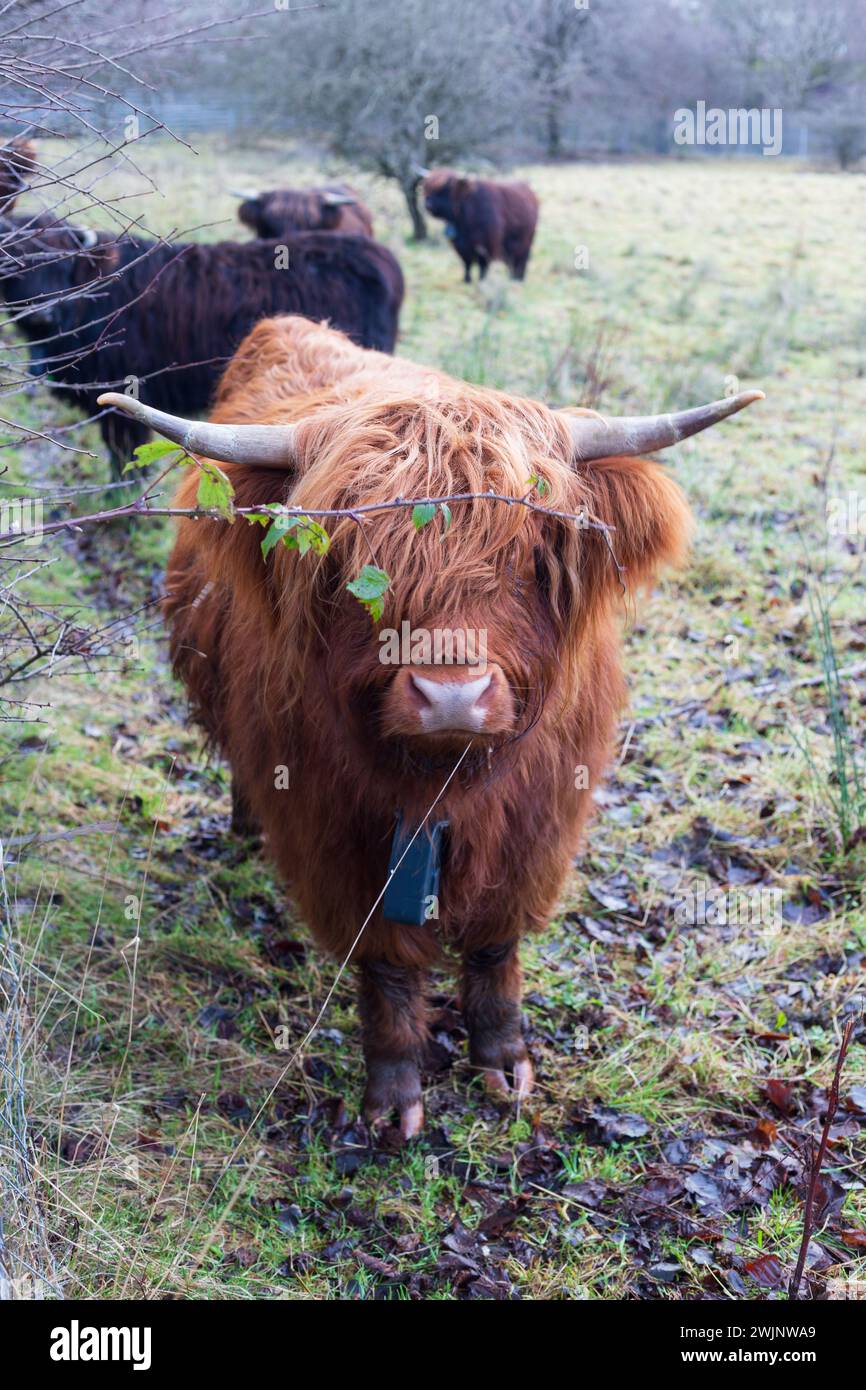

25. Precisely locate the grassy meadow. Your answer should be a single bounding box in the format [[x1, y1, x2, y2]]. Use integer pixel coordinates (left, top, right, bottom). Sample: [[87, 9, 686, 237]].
[[2, 138, 865, 1300]]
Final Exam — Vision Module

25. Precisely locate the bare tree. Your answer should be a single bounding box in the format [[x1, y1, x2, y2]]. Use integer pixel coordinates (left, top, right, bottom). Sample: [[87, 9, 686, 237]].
[[811, 86, 866, 168], [709, 0, 857, 108], [588, 0, 722, 155], [269, 0, 518, 239], [505, 0, 595, 159], [709, 0, 866, 167]]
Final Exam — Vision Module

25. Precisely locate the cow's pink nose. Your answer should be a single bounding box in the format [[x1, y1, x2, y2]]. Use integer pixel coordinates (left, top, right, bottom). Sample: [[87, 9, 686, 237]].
[[382, 663, 515, 740], [409, 670, 493, 733]]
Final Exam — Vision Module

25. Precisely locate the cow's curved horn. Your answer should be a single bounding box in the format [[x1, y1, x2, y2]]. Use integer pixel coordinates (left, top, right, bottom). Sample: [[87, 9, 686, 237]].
[[413, 164, 431, 179], [96, 393, 297, 470], [72, 226, 98, 248], [563, 390, 764, 462], [229, 188, 258, 200], [322, 191, 357, 206]]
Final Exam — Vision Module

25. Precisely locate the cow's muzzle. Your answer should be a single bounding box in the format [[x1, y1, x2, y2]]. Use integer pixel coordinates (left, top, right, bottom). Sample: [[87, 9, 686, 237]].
[[381, 663, 515, 742]]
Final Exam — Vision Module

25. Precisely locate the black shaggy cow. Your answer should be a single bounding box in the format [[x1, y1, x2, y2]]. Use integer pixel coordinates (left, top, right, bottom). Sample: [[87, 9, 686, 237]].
[[235, 183, 374, 238], [0, 220, 403, 473], [423, 169, 539, 283]]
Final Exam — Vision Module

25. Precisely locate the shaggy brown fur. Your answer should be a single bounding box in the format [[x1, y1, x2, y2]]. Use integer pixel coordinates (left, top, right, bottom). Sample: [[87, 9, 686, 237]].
[[165, 314, 691, 1132], [423, 168, 539, 282], [238, 184, 374, 238]]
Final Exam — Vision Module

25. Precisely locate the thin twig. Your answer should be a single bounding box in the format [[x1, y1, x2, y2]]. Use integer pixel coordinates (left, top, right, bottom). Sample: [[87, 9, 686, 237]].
[[788, 1017, 856, 1300], [0, 488, 622, 570]]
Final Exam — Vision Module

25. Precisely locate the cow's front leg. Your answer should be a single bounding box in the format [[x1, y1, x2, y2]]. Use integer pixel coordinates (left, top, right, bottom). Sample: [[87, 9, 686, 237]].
[[230, 777, 259, 839], [358, 959, 429, 1139], [461, 941, 534, 1098]]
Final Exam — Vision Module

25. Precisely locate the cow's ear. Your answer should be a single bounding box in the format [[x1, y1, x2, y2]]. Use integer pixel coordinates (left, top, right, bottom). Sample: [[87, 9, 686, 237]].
[[578, 455, 692, 598]]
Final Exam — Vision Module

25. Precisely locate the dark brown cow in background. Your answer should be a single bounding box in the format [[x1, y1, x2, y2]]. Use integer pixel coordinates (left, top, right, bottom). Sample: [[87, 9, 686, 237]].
[[235, 183, 374, 239], [0, 136, 36, 212], [423, 168, 539, 282], [100, 315, 762, 1137]]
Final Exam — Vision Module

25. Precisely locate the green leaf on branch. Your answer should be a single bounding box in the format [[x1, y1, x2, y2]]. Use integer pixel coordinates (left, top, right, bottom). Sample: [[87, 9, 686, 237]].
[[245, 504, 288, 529], [346, 564, 390, 622], [259, 512, 330, 559], [413, 501, 452, 536], [260, 514, 292, 557], [289, 517, 330, 557], [526, 472, 550, 498], [123, 439, 186, 473], [196, 459, 236, 521]]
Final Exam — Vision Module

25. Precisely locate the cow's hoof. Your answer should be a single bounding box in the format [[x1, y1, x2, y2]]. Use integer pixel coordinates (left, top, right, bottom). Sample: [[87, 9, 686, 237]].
[[364, 1058, 424, 1140], [471, 1036, 535, 1100]]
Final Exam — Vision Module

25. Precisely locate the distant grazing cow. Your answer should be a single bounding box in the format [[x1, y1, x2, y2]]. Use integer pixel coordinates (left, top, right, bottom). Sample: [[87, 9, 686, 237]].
[[235, 183, 374, 239], [0, 137, 36, 212], [100, 315, 763, 1135], [0, 221, 403, 473], [423, 168, 539, 282]]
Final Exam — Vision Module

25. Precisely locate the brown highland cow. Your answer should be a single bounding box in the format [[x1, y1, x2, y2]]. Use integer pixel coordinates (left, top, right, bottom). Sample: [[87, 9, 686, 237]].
[[235, 183, 374, 239], [423, 168, 539, 281], [100, 317, 762, 1137]]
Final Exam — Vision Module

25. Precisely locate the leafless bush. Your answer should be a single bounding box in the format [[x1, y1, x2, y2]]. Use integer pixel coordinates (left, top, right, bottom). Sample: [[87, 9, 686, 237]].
[[0, 0, 269, 1300], [0, 1, 280, 714]]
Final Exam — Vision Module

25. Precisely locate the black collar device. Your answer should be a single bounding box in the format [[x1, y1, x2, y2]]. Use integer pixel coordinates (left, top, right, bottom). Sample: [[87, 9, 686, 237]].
[[382, 813, 449, 926]]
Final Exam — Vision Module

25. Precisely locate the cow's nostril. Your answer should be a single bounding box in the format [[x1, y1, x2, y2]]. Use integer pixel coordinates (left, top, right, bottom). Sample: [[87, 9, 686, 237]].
[[408, 672, 434, 707]]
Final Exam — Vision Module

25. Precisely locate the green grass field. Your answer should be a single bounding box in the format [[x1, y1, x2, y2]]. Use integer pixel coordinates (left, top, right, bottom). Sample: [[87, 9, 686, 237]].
[[2, 139, 865, 1300]]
